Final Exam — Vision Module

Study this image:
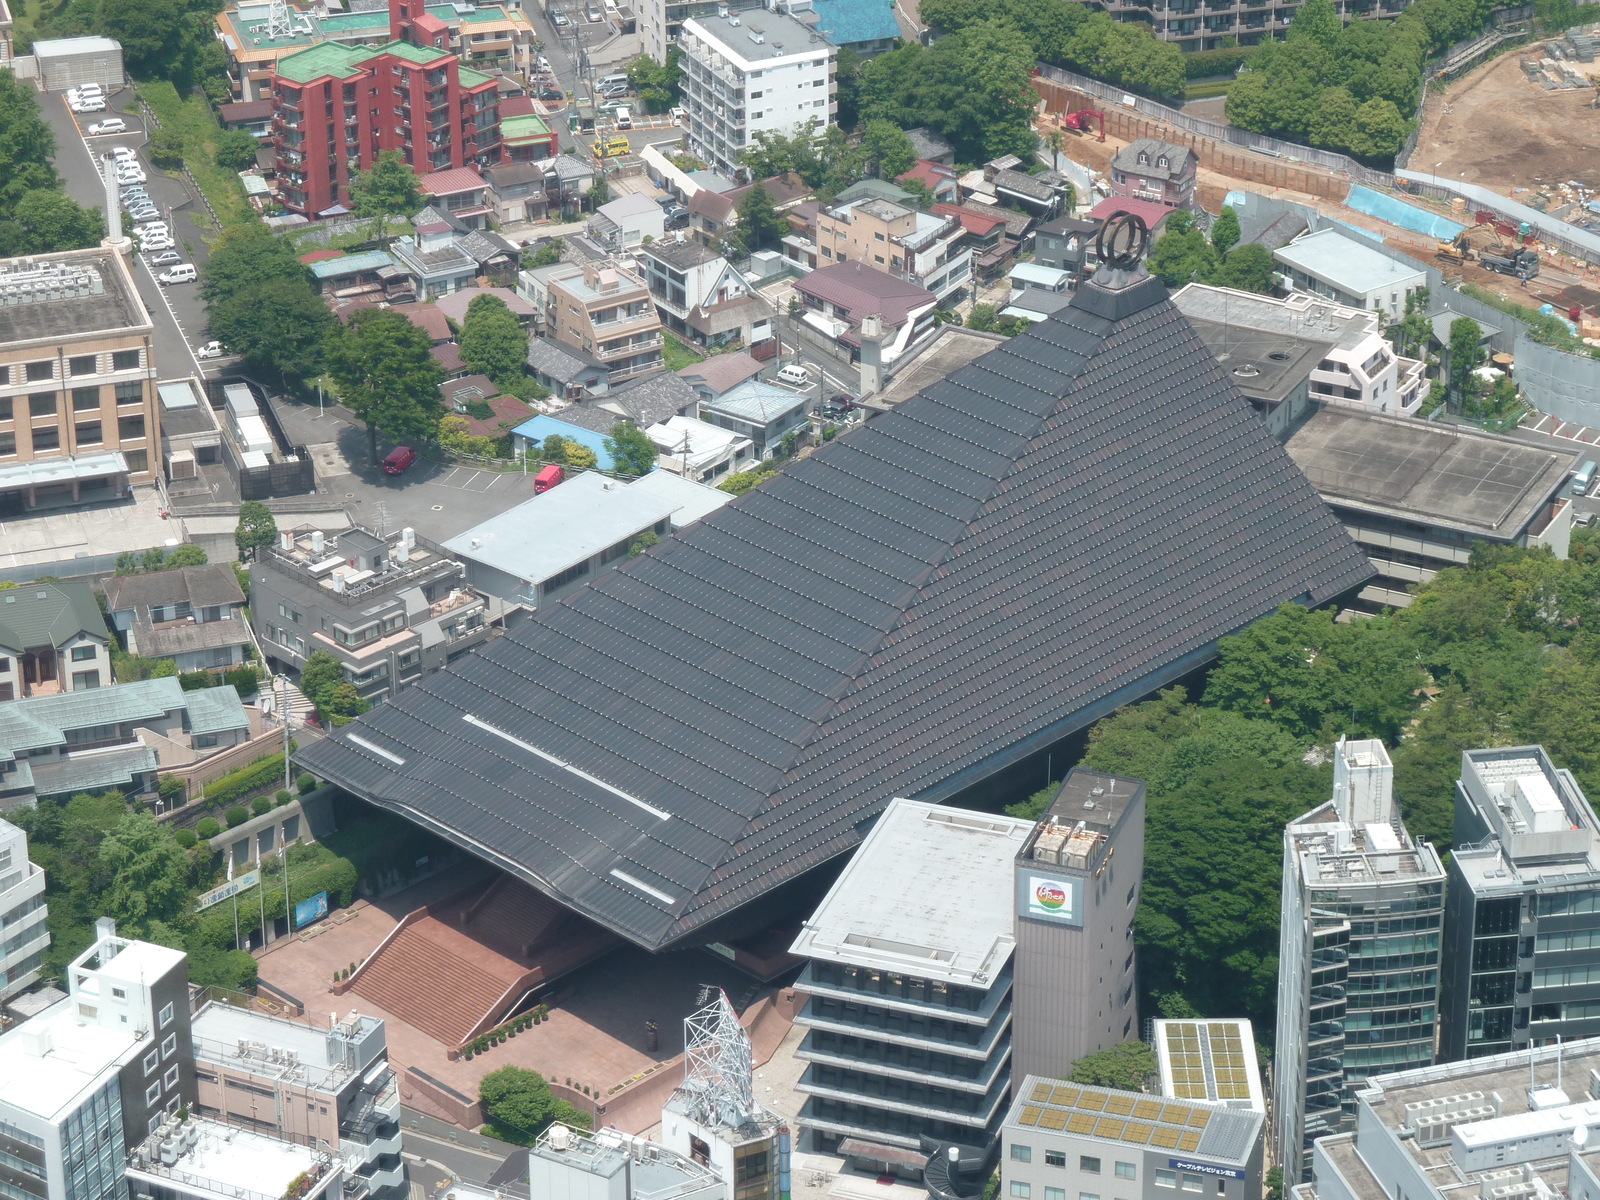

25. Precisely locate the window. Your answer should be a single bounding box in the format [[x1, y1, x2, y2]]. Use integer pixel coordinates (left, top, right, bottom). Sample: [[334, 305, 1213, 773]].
[[1080, 1194, 1099, 1200], [25, 361, 52, 382], [144, 1050, 159, 1074], [159, 1001, 174, 1028], [161, 1033, 177, 1057], [1044, 1152, 1066, 1168], [29, 393, 56, 417], [1182, 1178, 1204, 1194], [164, 1065, 179, 1088], [1010, 1186, 1031, 1199], [1080, 1160, 1100, 1175], [125, 448, 148, 474], [146, 1082, 161, 1105], [1011, 1146, 1032, 1163], [69, 355, 97, 377], [0, 398, 10, 421], [1155, 1172, 1177, 1190], [71, 645, 96, 662], [76, 421, 102, 446], [1045, 1190, 1065, 1200], [1114, 1164, 1135, 1181], [118, 414, 146, 441], [113, 349, 141, 371], [0, 433, 13, 458], [278, 604, 302, 623], [32, 426, 59, 452], [115, 381, 144, 406], [71, 670, 100, 691]]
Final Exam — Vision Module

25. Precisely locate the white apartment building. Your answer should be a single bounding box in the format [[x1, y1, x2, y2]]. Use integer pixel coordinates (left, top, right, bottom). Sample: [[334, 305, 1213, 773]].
[[0, 816, 48, 1001], [1272, 228, 1428, 321], [792, 197, 973, 307], [1172, 284, 1426, 419], [678, 10, 835, 182]]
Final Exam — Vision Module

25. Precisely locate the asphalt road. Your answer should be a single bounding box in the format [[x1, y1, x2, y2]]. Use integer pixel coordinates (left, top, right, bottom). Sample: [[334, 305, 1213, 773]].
[[402, 1106, 524, 1187], [43, 85, 224, 382]]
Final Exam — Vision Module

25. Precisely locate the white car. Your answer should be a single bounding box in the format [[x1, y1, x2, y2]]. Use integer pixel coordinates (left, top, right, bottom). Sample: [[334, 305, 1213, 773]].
[[140, 236, 176, 252], [156, 265, 196, 285], [110, 146, 137, 163], [197, 341, 226, 359], [69, 83, 104, 99], [71, 98, 106, 114], [86, 117, 126, 136], [117, 168, 147, 184]]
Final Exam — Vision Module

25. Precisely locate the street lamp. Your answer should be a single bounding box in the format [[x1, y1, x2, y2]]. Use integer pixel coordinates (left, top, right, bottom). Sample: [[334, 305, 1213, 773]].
[[277, 673, 293, 795]]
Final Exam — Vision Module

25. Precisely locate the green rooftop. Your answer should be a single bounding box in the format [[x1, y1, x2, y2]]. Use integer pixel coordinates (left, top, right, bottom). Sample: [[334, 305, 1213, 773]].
[[275, 40, 371, 83], [458, 64, 494, 88], [315, 10, 389, 32], [375, 37, 452, 65], [502, 113, 552, 141]]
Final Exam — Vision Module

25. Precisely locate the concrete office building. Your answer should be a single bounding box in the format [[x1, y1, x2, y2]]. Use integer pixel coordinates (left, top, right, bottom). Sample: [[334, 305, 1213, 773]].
[[1154, 1019, 1265, 1113], [1290, 1037, 1600, 1200], [0, 815, 48, 1002], [0, 920, 195, 1200], [1439, 746, 1600, 1062], [678, 11, 835, 182], [189, 999, 404, 1199], [1274, 738, 1446, 1184], [0, 250, 161, 507], [1000, 1074, 1265, 1200], [252, 526, 503, 706], [1287, 408, 1574, 612], [126, 1116, 346, 1200], [791, 798, 1034, 1163], [1273, 229, 1427, 321], [1011, 769, 1145, 1083]]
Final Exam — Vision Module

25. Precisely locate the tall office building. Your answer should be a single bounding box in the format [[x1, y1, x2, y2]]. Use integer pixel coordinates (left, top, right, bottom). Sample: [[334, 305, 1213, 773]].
[[0, 815, 48, 1002], [1439, 745, 1600, 1061], [1010, 769, 1145, 1083], [1273, 738, 1446, 1184]]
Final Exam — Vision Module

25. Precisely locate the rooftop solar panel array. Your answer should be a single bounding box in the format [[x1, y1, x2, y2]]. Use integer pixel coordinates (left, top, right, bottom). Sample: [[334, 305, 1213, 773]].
[[296, 267, 1375, 950], [1012, 1081, 1212, 1153], [1163, 1021, 1254, 1102]]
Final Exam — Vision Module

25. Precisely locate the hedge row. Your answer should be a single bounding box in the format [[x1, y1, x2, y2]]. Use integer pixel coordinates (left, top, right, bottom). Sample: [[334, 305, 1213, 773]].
[[205, 753, 287, 808], [1183, 44, 1253, 79], [191, 846, 359, 949]]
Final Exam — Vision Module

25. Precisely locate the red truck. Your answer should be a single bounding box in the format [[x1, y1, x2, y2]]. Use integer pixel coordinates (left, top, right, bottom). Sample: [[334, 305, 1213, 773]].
[[535, 464, 564, 493]]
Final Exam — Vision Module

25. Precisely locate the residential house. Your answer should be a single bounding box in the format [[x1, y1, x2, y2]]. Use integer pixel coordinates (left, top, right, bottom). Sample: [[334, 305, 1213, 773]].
[[677, 351, 764, 401], [587, 193, 666, 253], [989, 164, 1073, 220], [1172, 284, 1426, 419], [905, 127, 955, 165], [678, 10, 836, 182], [417, 166, 494, 231], [1273, 228, 1428, 321], [268, 0, 502, 218], [557, 370, 699, 437], [1086, 197, 1176, 246], [543, 154, 597, 221], [509, 413, 622, 467], [443, 473, 681, 607], [933, 203, 1013, 282], [646, 413, 754, 483], [217, 97, 274, 136], [0, 678, 251, 809], [500, 109, 560, 165], [792, 260, 938, 367], [1110, 138, 1198, 210], [307, 250, 404, 299], [0, 249, 161, 503], [896, 159, 959, 205], [0, 581, 112, 699], [545, 261, 665, 384], [687, 187, 739, 250], [1032, 214, 1102, 280], [643, 240, 776, 352], [102, 565, 251, 674], [251, 526, 505, 705], [389, 208, 482, 300], [525, 339, 611, 400], [484, 160, 549, 224], [807, 197, 971, 306], [1008, 262, 1075, 304], [698, 378, 809, 460]]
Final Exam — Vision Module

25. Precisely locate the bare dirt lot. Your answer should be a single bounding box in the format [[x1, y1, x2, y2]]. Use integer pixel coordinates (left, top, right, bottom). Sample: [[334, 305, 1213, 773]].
[[1414, 49, 1600, 196]]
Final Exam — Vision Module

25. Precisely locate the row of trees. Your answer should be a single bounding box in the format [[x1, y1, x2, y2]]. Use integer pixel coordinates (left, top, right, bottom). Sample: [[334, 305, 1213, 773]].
[[27, 0, 232, 95], [1145, 209, 1277, 294], [1008, 534, 1600, 1025], [0, 71, 104, 257]]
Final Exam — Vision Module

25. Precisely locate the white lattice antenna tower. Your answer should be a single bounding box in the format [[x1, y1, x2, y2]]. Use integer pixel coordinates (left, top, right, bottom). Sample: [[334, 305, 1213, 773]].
[[266, 0, 295, 41], [679, 990, 758, 1129]]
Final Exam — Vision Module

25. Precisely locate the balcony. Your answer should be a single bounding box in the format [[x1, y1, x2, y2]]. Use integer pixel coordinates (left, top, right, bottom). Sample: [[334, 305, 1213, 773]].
[[796, 1067, 1010, 1130], [797, 963, 1008, 1026], [796, 997, 1010, 1061], [796, 1031, 1008, 1094]]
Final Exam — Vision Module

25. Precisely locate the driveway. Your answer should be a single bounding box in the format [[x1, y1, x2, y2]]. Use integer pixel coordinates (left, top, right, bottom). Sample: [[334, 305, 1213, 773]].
[[42, 86, 222, 382]]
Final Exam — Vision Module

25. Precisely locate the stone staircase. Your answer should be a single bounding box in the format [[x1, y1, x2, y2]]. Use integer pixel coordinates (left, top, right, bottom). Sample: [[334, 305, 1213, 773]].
[[350, 916, 524, 1046]]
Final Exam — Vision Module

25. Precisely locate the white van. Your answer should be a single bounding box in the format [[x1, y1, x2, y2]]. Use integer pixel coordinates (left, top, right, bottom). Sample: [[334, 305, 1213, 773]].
[[776, 364, 810, 388], [157, 264, 197, 285], [614, 107, 632, 130]]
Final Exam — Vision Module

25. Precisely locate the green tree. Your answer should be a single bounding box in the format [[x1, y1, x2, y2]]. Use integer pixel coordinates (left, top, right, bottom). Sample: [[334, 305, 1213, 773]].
[[625, 49, 683, 113], [1349, 97, 1411, 160], [734, 183, 786, 254], [459, 294, 529, 388], [234, 501, 277, 562], [1068, 1041, 1158, 1091], [213, 128, 260, 172], [1210, 205, 1241, 256], [299, 651, 346, 710], [0, 189, 102, 256], [857, 120, 916, 181], [349, 150, 421, 221], [210, 276, 334, 385], [523, 237, 565, 269], [479, 1067, 589, 1145], [1448, 316, 1486, 406], [1217, 243, 1277, 294], [324, 309, 446, 462], [1389, 286, 1432, 358], [1147, 210, 1220, 288], [0, 70, 61, 209], [147, 125, 185, 168], [95, 0, 184, 76], [99, 811, 191, 933], [320, 682, 370, 726], [166, 544, 208, 567], [604, 421, 658, 477], [201, 221, 312, 309], [1288, 0, 1341, 51], [1307, 86, 1360, 150], [588, 176, 610, 208]]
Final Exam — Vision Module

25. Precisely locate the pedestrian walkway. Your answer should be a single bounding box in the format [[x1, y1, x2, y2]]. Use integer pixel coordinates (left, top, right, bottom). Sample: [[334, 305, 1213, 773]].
[[1525, 411, 1600, 445]]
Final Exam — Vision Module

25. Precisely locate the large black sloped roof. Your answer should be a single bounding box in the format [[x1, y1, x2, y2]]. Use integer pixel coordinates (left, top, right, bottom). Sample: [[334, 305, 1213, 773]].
[[295, 263, 1374, 950]]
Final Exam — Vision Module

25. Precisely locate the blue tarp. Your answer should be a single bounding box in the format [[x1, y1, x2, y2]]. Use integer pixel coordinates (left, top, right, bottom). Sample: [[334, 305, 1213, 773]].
[[1344, 184, 1467, 240]]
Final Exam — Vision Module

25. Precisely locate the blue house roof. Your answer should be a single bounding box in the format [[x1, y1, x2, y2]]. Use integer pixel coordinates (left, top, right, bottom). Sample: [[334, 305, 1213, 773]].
[[811, 0, 898, 45], [511, 414, 623, 471], [307, 250, 398, 281]]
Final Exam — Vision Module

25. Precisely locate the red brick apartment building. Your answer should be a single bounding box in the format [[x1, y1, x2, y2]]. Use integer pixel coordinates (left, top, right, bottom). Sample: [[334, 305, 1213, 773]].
[[271, 0, 501, 217]]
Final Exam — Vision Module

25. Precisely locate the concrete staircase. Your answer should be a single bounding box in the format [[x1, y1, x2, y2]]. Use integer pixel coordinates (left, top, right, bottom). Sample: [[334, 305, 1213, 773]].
[[351, 917, 524, 1046]]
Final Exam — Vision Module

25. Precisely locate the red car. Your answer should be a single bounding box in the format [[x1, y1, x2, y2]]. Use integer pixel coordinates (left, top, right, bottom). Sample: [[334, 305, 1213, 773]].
[[382, 446, 417, 475]]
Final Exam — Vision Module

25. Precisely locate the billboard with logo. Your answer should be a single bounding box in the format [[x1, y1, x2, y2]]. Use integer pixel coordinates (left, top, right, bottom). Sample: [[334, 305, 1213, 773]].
[[1017, 872, 1084, 926], [292, 891, 329, 929]]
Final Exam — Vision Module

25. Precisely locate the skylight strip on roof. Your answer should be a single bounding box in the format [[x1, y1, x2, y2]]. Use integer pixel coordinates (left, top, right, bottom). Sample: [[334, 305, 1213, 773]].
[[463, 713, 670, 821], [610, 868, 676, 904], [345, 733, 405, 766]]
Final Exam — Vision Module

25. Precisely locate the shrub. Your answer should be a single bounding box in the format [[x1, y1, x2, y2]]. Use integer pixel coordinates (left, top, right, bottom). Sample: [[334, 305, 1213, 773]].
[[205, 753, 288, 808], [276, 789, 292, 806], [157, 775, 187, 804], [179, 670, 215, 691], [297, 773, 316, 795], [225, 805, 249, 828], [174, 829, 198, 849], [224, 665, 262, 695], [251, 796, 273, 816], [196, 817, 221, 839]]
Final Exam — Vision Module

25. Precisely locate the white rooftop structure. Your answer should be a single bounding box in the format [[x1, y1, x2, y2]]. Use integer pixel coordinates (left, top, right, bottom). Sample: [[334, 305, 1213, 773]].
[[624, 466, 735, 528], [790, 796, 1032, 987], [0, 998, 140, 1121], [127, 1116, 342, 1200], [1154, 1019, 1266, 1113], [1273, 228, 1427, 320]]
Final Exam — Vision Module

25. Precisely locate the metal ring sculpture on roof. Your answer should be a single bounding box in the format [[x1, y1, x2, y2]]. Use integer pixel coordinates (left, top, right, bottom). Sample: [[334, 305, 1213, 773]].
[[1095, 211, 1150, 270]]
